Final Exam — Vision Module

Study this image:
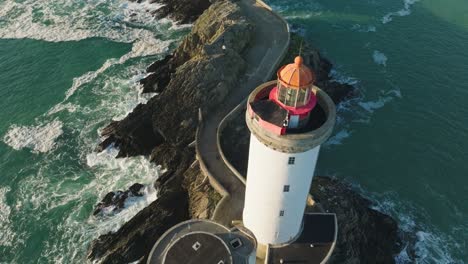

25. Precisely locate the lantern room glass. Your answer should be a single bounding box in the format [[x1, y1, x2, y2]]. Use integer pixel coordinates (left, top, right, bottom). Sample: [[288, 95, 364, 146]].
[[277, 81, 312, 107], [295, 87, 311, 107]]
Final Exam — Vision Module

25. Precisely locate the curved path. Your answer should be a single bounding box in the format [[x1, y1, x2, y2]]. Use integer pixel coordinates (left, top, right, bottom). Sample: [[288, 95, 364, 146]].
[[196, 0, 289, 227]]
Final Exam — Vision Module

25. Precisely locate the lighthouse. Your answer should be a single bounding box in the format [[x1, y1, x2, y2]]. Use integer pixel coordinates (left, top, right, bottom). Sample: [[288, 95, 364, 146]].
[[243, 56, 336, 246], [147, 56, 337, 264]]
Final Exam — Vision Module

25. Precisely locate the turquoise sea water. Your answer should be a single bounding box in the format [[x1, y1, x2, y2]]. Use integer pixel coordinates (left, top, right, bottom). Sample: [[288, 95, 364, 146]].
[[0, 0, 189, 262], [0, 0, 466, 263], [267, 0, 468, 262]]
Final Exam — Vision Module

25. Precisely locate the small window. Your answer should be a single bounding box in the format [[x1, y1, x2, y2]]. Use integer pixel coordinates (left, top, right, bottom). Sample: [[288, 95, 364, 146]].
[[279, 210, 285, 217], [283, 185, 290, 192], [192, 241, 201, 251], [230, 238, 243, 249], [288, 157, 295, 165]]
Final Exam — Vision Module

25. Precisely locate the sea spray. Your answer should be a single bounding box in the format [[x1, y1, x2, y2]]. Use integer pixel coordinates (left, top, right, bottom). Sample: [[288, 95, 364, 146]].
[[3, 120, 63, 153], [373, 50, 388, 66]]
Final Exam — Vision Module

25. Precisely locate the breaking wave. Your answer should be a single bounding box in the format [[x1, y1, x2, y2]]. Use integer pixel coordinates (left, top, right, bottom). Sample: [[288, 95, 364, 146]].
[[367, 192, 464, 264], [3, 119, 63, 153], [0, 0, 191, 261], [358, 88, 401, 114], [0, 0, 181, 43], [0, 187, 16, 247], [382, 0, 420, 24], [63, 37, 172, 101]]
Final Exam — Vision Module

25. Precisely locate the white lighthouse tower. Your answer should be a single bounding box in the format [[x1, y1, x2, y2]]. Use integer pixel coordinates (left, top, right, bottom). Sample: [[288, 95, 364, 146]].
[[243, 56, 336, 246]]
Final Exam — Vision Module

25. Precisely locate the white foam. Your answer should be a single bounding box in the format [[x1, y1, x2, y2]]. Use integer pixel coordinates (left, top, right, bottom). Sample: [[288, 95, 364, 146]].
[[373, 50, 388, 66], [414, 231, 458, 263], [284, 12, 322, 20], [15, 143, 163, 262], [3, 119, 63, 153], [358, 96, 392, 113], [351, 24, 377, 32], [360, 190, 462, 264], [330, 69, 359, 85], [0, 0, 176, 43], [382, 0, 420, 24], [0, 0, 178, 262], [0, 187, 15, 247], [63, 36, 172, 100], [46, 103, 78, 115], [80, 146, 162, 237], [324, 130, 351, 146]]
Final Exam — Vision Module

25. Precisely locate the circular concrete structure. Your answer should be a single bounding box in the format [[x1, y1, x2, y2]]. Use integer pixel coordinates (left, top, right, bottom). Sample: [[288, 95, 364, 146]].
[[147, 219, 256, 264], [163, 231, 233, 264]]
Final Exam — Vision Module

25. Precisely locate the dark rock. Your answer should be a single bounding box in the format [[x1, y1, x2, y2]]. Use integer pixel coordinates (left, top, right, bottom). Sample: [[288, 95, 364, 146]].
[[88, 173, 189, 263], [129, 0, 212, 24], [305, 50, 333, 82], [150, 0, 212, 24], [129, 183, 145, 196], [320, 81, 358, 104], [98, 0, 253, 157], [97, 103, 165, 158], [312, 176, 402, 264], [93, 184, 146, 216], [140, 55, 174, 94]]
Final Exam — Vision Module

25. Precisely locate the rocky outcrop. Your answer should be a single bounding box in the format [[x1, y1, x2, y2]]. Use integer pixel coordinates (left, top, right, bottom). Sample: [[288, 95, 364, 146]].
[[99, 0, 253, 156], [88, 172, 190, 264], [311, 177, 401, 264], [88, 160, 220, 263], [183, 165, 221, 219], [93, 183, 145, 216], [89, 1, 251, 262], [130, 0, 212, 24]]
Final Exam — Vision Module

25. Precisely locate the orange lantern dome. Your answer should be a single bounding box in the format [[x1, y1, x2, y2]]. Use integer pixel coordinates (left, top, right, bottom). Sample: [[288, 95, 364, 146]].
[[277, 56, 315, 89]]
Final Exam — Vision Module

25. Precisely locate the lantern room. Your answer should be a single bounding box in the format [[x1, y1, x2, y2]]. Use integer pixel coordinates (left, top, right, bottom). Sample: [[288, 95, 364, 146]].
[[247, 56, 326, 135], [275, 56, 316, 108]]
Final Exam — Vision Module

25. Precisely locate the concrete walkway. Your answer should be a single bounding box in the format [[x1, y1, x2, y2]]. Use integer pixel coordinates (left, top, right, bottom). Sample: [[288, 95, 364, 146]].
[[197, 0, 289, 227]]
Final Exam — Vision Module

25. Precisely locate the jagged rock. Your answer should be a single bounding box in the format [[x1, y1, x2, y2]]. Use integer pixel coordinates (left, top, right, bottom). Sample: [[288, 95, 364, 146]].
[[88, 174, 189, 263], [99, 0, 253, 156], [93, 183, 145, 216], [305, 50, 333, 82], [97, 104, 165, 157], [150, 0, 212, 24], [151, 50, 247, 146], [140, 0, 253, 94], [312, 176, 402, 264], [183, 165, 221, 219], [140, 55, 174, 94], [129, 0, 212, 24]]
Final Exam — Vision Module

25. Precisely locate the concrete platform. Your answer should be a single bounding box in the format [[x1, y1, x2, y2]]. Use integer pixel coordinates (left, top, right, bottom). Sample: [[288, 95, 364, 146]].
[[147, 219, 256, 264], [267, 213, 337, 264]]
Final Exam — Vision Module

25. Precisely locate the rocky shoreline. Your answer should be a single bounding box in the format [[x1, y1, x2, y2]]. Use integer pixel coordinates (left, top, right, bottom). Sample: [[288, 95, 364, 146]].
[[88, 0, 403, 263]]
